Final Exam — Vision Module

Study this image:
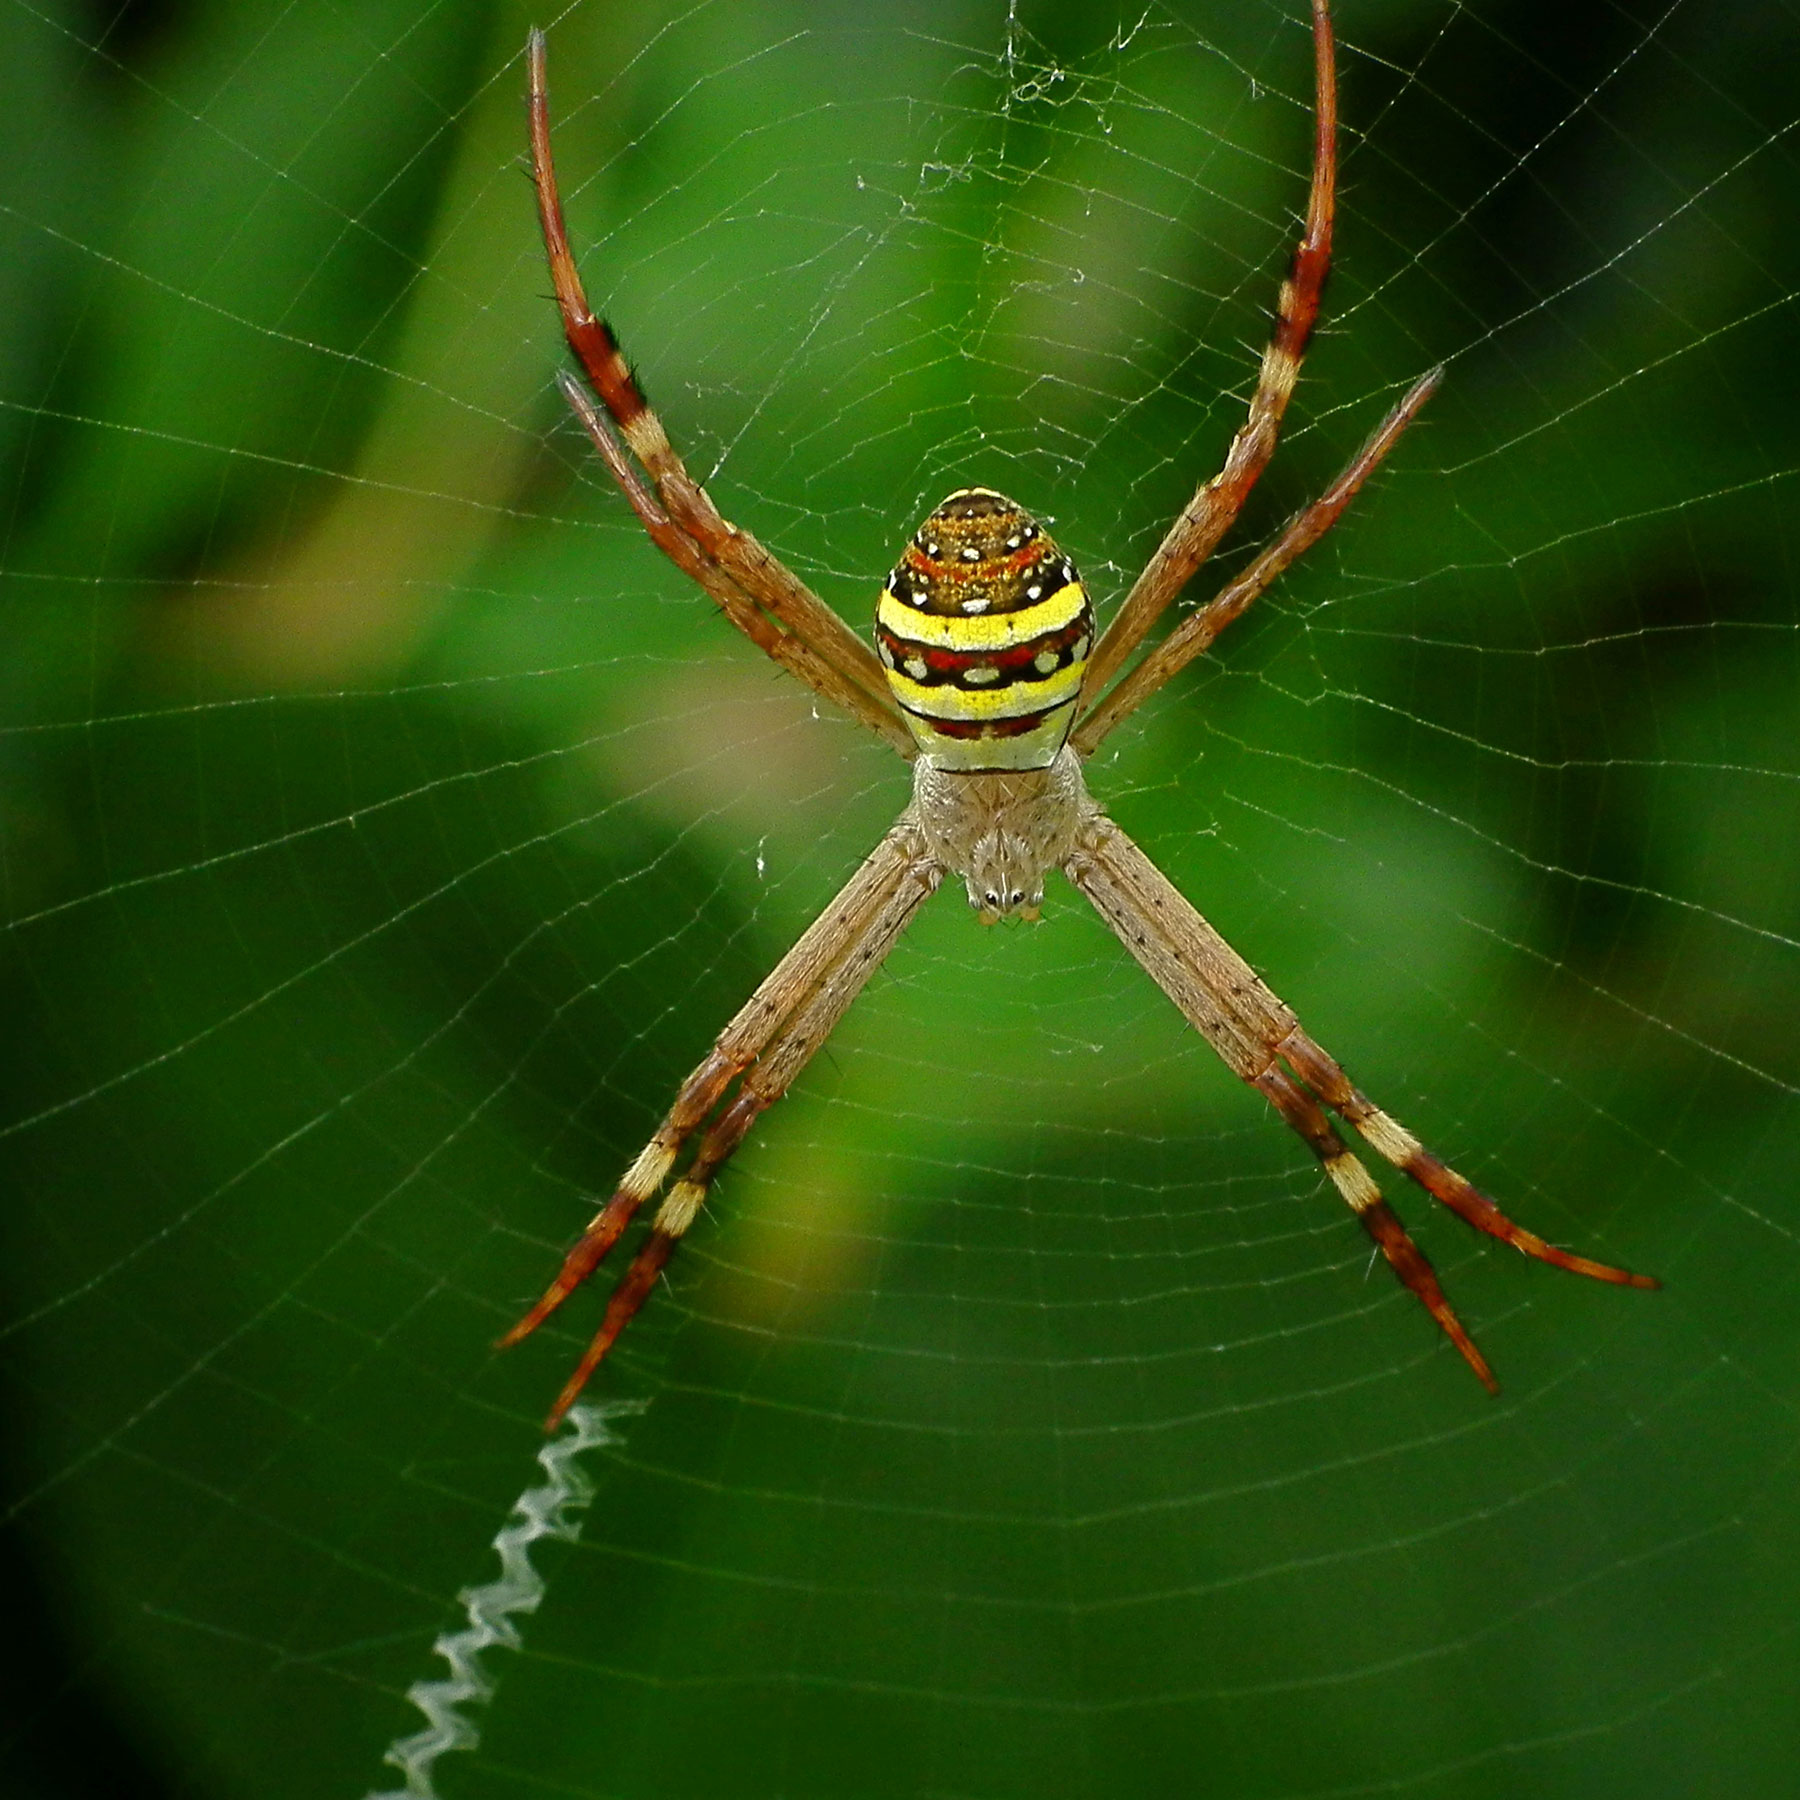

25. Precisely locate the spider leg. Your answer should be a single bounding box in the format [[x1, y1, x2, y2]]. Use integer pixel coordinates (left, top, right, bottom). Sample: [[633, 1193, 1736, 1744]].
[[1072, 365, 1441, 755], [556, 373, 914, 753], [1276, 1030, 1659, 1289], [505, 826, 941, 1430], [501, 825, 933, 1347], [1080, 0, 1338, 708], [1252, 1062, 1496, 1391], [526, 31, 910, 754], [1064, 815, 1655, 1391]]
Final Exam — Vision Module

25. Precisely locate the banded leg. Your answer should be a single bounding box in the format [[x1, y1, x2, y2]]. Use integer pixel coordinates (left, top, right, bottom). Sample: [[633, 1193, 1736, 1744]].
[[1252, 1062, 1497, 1390], [527, 30, 913, 757], [1072, 365, 1442, 755], [556, 373, 911, 752], [501, 826, 932, 1347], [504, 829, 941, 1429], [1080, 0, 1338, 707], [1064, 815, 1655, 1390], [1276, 1030, 1659, 1290]]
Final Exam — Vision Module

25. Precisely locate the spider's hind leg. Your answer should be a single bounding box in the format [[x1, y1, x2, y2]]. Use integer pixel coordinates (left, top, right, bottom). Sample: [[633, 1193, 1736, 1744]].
[[526, 29, 911, 755]]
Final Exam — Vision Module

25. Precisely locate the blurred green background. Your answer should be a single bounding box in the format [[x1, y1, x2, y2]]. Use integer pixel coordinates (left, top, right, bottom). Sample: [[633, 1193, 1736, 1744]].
[[3, 0, 1798, 1795]]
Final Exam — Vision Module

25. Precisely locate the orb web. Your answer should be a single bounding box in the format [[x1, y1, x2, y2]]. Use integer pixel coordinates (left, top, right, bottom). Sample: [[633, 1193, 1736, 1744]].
[[2, 3, 1797, 1797]]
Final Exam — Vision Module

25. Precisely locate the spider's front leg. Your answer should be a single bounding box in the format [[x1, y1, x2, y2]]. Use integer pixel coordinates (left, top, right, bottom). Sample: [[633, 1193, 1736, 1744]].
[[1273, 1029, 1659, 1289], [502, 826, 940, 1429], [1065, 815, 1655, 1391]]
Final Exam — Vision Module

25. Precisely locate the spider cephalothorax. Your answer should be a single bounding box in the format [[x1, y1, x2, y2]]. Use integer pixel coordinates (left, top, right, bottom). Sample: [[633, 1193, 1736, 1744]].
[[907, 745, 1091, 924], [505, 5, 1655, 1431]]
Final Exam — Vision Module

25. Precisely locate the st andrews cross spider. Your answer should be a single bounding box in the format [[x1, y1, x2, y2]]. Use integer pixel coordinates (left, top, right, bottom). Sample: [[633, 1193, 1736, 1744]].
[[503, 3, 1656, 1430]]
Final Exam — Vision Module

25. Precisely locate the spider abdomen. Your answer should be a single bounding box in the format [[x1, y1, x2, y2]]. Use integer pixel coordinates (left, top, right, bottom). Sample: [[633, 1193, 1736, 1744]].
[[876, 487, 1093, 772]]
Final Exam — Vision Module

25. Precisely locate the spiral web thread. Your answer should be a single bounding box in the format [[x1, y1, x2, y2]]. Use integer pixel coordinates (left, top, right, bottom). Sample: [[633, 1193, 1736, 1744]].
[[367, 1400, 643, 1800]]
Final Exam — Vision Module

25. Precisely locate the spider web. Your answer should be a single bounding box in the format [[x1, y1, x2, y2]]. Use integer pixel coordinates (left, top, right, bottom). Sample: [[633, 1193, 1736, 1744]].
[[3, 0, 1798, 1795]]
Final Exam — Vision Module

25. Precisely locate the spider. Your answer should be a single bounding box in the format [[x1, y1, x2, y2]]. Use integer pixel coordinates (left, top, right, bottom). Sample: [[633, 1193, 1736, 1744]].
[[504, 4, 1655, 1431]]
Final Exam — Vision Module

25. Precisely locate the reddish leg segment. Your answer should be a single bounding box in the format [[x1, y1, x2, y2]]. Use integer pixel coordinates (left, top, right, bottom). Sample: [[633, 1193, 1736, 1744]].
[[503, 829, 940, 1429], [1066, 814, 1655, 1391], [1080, 0, 1339, 708], [526, 29, 909, 754]]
